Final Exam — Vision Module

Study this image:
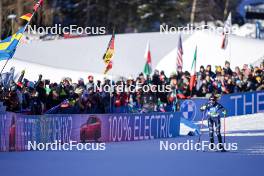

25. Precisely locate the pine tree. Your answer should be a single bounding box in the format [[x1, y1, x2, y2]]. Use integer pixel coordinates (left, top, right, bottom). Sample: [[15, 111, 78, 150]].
[[0, 0, 242, 38]]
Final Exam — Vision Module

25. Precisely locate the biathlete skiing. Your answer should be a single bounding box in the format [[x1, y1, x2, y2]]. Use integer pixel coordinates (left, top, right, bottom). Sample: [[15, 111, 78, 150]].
[[200, 94, 227, 152]]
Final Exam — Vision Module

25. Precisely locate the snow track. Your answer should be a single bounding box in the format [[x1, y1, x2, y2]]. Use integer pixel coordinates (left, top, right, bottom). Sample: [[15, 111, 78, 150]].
[[0, 113, 263, 176]]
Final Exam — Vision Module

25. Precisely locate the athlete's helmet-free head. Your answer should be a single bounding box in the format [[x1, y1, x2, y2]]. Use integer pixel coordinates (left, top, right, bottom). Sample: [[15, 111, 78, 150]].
[[209, 94, 217, 105]]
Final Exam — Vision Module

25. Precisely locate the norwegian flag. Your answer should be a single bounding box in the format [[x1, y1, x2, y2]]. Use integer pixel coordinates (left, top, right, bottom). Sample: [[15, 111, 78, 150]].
[[221, 13, 232, 49], [176, 35, 183, 69], [33, 0, 44, 12]]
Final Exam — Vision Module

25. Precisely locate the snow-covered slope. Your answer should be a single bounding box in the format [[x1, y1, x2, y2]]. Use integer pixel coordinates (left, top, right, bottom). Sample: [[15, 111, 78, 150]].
[[223, 113, 264, 136], [8, 32, 188, 79], [156, 31, 264, 75], [2, 31, 264, 82], [5, 59, 107, 83]]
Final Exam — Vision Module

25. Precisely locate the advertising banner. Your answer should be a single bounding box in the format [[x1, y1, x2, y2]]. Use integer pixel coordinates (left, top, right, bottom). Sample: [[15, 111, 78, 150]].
[[180, 91, 264, 121], [0, 112, 181, 151]]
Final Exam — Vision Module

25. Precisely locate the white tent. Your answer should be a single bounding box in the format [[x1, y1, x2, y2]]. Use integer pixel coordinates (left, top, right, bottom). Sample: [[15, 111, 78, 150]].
[[156, 31, 264, 76]]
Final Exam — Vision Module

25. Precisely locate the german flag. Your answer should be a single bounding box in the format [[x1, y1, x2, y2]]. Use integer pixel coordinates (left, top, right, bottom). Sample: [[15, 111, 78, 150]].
[[20, 13, 33, 22], [103, 33, 115, 74], [104, 61, 113, 74], [103, 34, 115, 65]]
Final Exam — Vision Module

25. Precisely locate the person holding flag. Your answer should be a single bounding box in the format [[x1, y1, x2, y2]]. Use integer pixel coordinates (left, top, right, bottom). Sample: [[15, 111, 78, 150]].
[[102, 32, 115, 113]]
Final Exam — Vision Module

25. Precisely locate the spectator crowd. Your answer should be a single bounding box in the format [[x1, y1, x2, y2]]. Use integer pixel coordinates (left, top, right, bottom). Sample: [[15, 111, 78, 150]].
[[0, 60, 263, 115]]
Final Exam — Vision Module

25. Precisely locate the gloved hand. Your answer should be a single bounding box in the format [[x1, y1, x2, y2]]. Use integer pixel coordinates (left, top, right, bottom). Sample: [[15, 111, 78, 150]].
[[200, 105, 206, 111], [222, 109, 227, 116]]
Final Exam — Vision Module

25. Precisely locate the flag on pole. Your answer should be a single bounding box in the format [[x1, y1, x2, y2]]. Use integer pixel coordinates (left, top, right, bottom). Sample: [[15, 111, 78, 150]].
[[20, 13, 33, 22], [190, 46, 197, 92], [0, 26, 26, 60], [33, 0, 44, 12], [143, 42, 152, 75], [103, 33, 115, 74], [104, 61, 113, 74], [221, 12, 232, 49], [0, 0, 42, 65], [176, 35, 183, 69]]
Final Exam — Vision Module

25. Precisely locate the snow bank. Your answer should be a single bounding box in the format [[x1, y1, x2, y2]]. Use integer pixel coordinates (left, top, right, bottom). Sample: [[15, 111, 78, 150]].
[[5, 59, 107, 83], [180, 112, 264, 136]]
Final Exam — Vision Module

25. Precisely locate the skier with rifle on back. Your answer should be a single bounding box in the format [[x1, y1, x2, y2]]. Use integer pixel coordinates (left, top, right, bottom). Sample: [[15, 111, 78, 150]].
[[200, 94, 227, 152]]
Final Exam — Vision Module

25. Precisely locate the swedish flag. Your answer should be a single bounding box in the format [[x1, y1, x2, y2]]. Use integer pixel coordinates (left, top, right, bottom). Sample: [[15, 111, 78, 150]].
[[0, 26, 26, 60]]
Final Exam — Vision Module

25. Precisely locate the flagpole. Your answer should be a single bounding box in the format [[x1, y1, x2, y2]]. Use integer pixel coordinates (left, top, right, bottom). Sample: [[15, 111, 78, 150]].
[[110, 74, 113, 113], [226, 12, 232, 65], [0, 58, 10, 74], [110, 28, 114, 113], [0, 15, 32, 74], [0, 2, 40, 76], [229, 32, 231, 64]]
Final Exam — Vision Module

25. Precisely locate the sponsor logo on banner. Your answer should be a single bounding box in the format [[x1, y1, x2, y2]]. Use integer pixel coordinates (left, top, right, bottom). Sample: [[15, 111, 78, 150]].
[[180, 100, 197, 121], [0, 112, 181, 151], [179, 91, 264, 122]]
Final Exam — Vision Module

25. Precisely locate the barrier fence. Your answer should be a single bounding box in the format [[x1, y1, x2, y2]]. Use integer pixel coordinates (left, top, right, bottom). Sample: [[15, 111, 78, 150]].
[[1, 90, 264, 152], [0, 112, 181, 151]]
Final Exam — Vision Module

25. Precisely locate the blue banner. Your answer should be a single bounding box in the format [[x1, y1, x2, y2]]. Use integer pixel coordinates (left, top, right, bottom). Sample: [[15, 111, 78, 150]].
[[180, 91, 264, 121], [108, 113, 181, 142]]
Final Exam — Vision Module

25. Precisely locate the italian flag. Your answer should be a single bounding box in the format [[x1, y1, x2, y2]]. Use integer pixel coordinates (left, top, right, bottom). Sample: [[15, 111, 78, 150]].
[[190, 46, 197, 92], [143, 42, 152, 75]]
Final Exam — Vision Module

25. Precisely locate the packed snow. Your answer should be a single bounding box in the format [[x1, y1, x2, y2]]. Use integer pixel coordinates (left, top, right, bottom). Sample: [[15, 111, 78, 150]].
[[1, 112, 264, 176], [180, 112, 264, 136]]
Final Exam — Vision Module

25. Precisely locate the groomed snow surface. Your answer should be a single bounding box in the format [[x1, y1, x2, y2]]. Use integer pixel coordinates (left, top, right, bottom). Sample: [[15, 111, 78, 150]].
[[0, 113, 264, 176], [181, 112, 264, 136]]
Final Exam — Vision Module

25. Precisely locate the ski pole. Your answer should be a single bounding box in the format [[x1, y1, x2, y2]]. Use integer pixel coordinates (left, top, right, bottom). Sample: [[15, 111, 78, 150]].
[[223, 113, 226, 143], [197, 111, 205, 151]]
